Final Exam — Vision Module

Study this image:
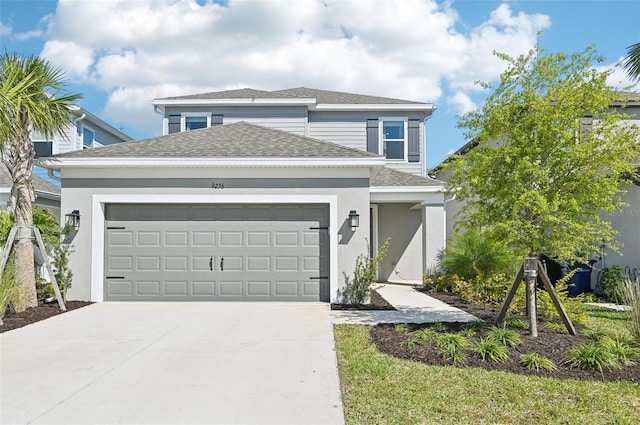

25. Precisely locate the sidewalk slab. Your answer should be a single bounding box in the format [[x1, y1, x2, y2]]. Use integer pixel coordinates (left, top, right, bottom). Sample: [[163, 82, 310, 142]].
[[332, 283, 479, 325]]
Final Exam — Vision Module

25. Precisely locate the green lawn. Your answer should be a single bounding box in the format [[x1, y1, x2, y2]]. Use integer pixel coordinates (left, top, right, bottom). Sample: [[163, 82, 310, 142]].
[[335, 313, 640, 425]]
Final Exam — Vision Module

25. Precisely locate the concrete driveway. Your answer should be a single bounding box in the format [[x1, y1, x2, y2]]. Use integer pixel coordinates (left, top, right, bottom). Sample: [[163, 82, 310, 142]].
[[1, 303, 344, 425]]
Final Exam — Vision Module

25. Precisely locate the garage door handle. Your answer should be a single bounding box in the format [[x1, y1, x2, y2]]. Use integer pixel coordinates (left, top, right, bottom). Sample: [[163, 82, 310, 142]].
[[310, 276, 329, 280], [220, 257, 224, 271], [209, 257, 213, 271], [106, 276, 125, 279]]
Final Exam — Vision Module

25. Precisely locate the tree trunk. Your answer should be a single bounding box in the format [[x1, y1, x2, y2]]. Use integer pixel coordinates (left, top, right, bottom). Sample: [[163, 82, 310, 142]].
[[4, 128, 37, 311]]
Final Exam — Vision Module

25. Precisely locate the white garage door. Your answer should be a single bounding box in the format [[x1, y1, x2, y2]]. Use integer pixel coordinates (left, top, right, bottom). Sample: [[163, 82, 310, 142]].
[[104, 204, 329, 301]]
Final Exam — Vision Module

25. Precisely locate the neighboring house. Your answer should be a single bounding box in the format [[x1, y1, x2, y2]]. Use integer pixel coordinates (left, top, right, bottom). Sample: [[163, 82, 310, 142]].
[[0, 107, 131, 219], [31, 107, 133, 187], [433, 97, 640, 289], [39, 87, 447, 303]]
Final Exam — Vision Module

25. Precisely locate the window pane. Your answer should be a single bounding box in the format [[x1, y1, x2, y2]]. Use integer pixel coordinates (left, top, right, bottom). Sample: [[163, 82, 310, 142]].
[[385, 141, 404, 159], [34, 141, 53, 158], [185, 116, 207, 131], [383, 121, 404, 140], [83, 128, 94, 149]]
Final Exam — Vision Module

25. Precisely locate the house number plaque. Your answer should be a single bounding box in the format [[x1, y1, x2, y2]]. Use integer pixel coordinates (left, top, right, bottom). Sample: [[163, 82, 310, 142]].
[[211, 182, 225, 189]]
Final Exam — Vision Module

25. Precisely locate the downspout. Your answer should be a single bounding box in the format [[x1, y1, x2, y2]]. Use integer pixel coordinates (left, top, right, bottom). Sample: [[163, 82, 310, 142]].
[[73, 113, 87, 151], [443, 193, 456, 246]]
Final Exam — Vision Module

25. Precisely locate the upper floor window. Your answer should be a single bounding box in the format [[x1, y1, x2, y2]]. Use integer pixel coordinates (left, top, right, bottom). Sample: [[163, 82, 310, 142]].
[[185, 116, 208, 131], [380, 118, 407, 160], [83, 127, 95, 149]]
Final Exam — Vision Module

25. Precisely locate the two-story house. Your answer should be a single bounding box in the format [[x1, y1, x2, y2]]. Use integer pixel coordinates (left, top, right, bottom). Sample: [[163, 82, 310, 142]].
[[39, 88, 447, 303]]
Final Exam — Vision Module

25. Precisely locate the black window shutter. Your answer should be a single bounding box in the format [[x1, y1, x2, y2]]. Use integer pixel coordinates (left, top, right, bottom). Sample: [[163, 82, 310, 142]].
[[407, 119, 421, 163], [211, 114, 223, 126], [366, 119, 379, 154], [168, 114, 181, 134]]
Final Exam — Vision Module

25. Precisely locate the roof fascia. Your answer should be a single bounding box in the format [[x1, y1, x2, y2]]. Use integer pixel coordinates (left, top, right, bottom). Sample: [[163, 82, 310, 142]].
[[151, 98, 317, 109], [312, 104, 435, 112], [38, 157, 386, 170], [73, 109, 133, 141], [370, 186, 444, 193]]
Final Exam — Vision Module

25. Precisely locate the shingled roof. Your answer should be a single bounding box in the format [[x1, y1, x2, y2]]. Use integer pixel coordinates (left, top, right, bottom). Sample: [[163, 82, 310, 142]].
[[157, 87, 426, 105], [371, 167, 445, 187], [53, 121, 380, 159]]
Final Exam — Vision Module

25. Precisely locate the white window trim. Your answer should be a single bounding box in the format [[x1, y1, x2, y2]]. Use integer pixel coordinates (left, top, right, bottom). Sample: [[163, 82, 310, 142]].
[[181, 112, 211, 131], [379, 117, 408, 162], [82, 126, 95, 149]]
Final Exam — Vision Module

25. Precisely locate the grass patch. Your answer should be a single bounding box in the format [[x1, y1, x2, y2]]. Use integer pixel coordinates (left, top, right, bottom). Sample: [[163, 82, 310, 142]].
[[335, 325, 640, 425]]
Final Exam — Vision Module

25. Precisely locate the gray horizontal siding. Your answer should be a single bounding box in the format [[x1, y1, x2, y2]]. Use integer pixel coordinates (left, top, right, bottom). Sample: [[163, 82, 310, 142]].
[[165, 106, 308, 135]]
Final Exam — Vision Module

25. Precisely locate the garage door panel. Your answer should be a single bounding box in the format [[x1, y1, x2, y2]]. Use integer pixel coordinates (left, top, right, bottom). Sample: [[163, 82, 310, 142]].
[[105, 204, 328, 301], [165, 281, 188, 296], [192, 231, 215, 246], [164, 256, 188, 271], [165, 232, 188, 247]]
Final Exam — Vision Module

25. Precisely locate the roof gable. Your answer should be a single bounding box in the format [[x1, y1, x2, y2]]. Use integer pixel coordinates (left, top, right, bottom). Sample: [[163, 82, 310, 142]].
[[52, 121, 380, 159]]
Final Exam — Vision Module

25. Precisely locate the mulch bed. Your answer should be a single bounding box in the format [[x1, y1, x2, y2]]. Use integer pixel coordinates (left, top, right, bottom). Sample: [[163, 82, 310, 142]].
[[1, 301, 93, 333], [370, 291, 640, 383]]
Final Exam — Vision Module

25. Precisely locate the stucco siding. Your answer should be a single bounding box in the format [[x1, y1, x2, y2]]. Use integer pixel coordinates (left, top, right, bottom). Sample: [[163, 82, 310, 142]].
[[60, 166, 371, 303], [376, 203, 423, 280]]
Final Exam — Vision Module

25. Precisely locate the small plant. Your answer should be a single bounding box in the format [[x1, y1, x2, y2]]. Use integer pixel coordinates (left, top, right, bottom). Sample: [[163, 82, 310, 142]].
[[472, 337, 509, 363], [404, 328, 437, 349], [563, 343, 621, 373], [436, 333, 468, 363], [441, 344, 468, 364], [544, 321, 568, 333], [0, 259, 18, 318], [53, 243, 74, 301], [602, 265, 625, 303], [460, 328, 475, 338], [520, 353, 557, 372], [580, 328, 611, 341], [394, 323, 408, 332], [344, 239, 390, 304], [431, 321, 446, 332], [487, 326, 521, 347], [620, 275, 640, 343], [601, 336, 640, 366], [502, 315, 528, 329]]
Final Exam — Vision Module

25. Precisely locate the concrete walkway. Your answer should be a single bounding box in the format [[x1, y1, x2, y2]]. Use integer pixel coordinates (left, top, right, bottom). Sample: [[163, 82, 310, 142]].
[[331, 283, 479, 325]]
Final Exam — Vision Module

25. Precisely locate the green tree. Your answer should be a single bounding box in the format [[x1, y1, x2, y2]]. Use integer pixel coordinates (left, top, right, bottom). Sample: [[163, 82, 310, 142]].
[[621, 42, 640, 82], [444, 46, 640, 265], [0, 53, 80, 310]]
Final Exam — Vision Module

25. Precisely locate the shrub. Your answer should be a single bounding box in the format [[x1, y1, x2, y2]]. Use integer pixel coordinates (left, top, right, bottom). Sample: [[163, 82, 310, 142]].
[[502, 316, 528, 329], [436, 333, 468, 350], [438, 229, 517, 280], [441, 344, 468, 364], [620, 276, 640, 343], [602, 265, 625, 303], [601, 336, 640, 366], [538, 278, 587, 326], [487, 326, 521, 347], [53, 243, 74, 301], [472, 337, 509, 363], [520, 353, 557, 372], [343, 238, 390, 304], [454, 273, 511, 305], [563, 343, 620, 373]]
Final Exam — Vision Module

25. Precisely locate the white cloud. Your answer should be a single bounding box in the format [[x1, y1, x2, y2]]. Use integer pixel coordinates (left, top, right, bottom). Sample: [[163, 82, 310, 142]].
[[0, 22, 12, 36], [599, 61, 638, 92], [40, 0, 551, 136], [447, 90, 478, 115]]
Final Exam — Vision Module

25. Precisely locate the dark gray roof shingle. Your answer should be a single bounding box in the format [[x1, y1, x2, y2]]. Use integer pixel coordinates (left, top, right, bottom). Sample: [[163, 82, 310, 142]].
[[371, 167, 445, 187], [53, 121, 380, 159], [158, 87, 426, 105]]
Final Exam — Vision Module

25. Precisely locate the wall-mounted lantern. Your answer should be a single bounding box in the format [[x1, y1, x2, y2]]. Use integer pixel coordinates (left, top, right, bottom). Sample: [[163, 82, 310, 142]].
[[348, 210, 359, 231], [65, 210, 80, 231]]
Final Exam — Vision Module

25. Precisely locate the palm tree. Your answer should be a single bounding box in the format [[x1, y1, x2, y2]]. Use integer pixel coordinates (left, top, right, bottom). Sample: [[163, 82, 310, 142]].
[[621, 42, 640, 82], [0, 53, 80, 310]]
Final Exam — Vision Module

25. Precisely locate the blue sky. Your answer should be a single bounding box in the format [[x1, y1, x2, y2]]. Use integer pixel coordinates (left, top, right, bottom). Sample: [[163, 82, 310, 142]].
[[1, 0, 638, 168]]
